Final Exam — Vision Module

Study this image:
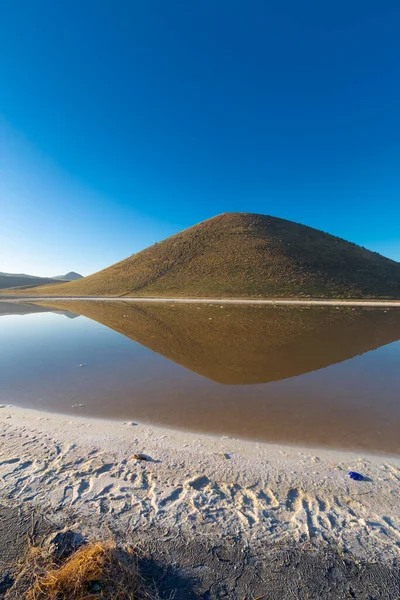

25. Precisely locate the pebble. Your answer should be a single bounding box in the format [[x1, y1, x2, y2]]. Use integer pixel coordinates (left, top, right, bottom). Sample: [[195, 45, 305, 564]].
[[348, 471, 364, 481], [89, 581, 102, 593], [133, 453, 148, 461]]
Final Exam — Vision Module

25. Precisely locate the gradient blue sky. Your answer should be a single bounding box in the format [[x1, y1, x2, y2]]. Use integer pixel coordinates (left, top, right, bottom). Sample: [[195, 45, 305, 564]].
[[1, 0, 399, 276]]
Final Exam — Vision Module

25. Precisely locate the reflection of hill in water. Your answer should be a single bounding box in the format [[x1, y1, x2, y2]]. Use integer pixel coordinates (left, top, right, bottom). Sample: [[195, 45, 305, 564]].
[[35, 301, 400, 384], [0, 302, 79, 319]]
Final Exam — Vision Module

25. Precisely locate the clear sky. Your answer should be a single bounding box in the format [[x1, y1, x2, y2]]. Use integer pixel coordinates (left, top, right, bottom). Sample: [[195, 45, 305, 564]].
[[0, 0, 399, 276]]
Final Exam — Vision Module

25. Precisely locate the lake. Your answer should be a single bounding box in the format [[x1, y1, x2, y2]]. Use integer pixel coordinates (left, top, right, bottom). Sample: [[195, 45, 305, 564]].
[[0, 300, 399, 454]]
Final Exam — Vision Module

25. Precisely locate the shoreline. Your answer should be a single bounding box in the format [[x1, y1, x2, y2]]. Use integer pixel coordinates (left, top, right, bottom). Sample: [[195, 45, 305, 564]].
[[1, 404, 400, 566], [1, 402, 400, 460], [1, 295, 400, 306]]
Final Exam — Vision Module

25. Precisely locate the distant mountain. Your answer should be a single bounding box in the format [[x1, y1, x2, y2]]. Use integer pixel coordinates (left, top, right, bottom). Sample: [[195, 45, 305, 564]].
[[0, 273, 65, 290], [2, 213, 400, 298], [0, 270, 82, 290], [0, 272, 38, 279], [52, 272, 83, 281]]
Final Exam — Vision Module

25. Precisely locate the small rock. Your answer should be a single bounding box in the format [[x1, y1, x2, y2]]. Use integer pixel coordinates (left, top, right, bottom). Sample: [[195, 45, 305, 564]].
[[0, 573, 14, 594], [133, 453, 149, 461], [125, 421, 137, 426], [348, 471, 364, 481], [88, 580, 102, 593]]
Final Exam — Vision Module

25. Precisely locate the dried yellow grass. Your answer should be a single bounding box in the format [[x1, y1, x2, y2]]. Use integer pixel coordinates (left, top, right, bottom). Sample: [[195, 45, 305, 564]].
[[24, 541, 156, 600]]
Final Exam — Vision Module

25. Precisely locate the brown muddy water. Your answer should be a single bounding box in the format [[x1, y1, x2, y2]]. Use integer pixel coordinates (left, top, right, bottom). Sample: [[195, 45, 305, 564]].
[[0, 300, 399, 454]]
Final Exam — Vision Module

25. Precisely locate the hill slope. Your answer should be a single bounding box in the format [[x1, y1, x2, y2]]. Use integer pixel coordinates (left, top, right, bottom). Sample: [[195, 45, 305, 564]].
[[4, 213, 400, 298]]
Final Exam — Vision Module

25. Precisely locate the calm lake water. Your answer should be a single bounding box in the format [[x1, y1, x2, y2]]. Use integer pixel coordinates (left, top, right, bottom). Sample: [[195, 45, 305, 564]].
[[1, 301, 399, 455]]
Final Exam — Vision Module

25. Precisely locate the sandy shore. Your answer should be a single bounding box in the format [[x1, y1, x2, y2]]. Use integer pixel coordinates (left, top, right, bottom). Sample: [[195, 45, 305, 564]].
[[1, 404, 400, 569], [2, 296, 400, 306]]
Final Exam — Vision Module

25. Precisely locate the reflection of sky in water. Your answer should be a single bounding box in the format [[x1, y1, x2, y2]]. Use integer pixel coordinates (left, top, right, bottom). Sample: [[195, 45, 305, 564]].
[[0, 312, 194, 407], [0, 308, 399, 454], [1, 312, 141, 369]]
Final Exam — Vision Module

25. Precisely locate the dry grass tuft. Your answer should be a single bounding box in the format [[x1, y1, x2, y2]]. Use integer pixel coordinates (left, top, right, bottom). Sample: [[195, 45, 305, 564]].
[[24, 541, 157, 600]]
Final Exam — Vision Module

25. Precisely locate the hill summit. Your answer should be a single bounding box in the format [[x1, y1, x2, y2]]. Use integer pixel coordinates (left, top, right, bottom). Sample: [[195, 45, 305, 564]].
[[6, 213, 400, 298], [52, 272, 83, 281]]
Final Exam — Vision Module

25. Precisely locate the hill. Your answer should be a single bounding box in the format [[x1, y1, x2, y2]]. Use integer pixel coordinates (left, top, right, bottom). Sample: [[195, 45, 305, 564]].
[[3, 213, 400, 298], [52, 271, 83, 281], [0, 271, 82, 290], [0, 273, 65, 290]]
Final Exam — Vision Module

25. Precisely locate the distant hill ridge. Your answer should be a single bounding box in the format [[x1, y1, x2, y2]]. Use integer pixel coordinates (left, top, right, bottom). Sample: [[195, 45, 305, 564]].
[[2, 213, 400, 298], [0, 271, 82, 290]]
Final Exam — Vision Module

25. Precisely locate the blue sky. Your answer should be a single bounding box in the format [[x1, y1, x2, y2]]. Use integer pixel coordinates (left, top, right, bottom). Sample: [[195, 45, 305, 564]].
[[0, 0, 399, 276]]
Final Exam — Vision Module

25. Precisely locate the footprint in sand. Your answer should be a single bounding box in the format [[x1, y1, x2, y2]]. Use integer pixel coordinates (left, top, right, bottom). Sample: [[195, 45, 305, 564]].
[[188, 475, 210, 491], [236, 489, 259, 527], [383, 463, 400, 482], [285, 489, 332, 540], [286, 488, 302, 512], [0, 458, 20, 467], [159, 486, 184, 508], [71, 480, 90, 505], [260, 488, 280, 509]]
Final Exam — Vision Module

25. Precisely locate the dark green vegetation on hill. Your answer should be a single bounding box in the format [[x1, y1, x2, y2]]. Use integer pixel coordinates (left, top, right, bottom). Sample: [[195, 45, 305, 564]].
[[35, 301, 400, 384], [4, 213, 400, 298]]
